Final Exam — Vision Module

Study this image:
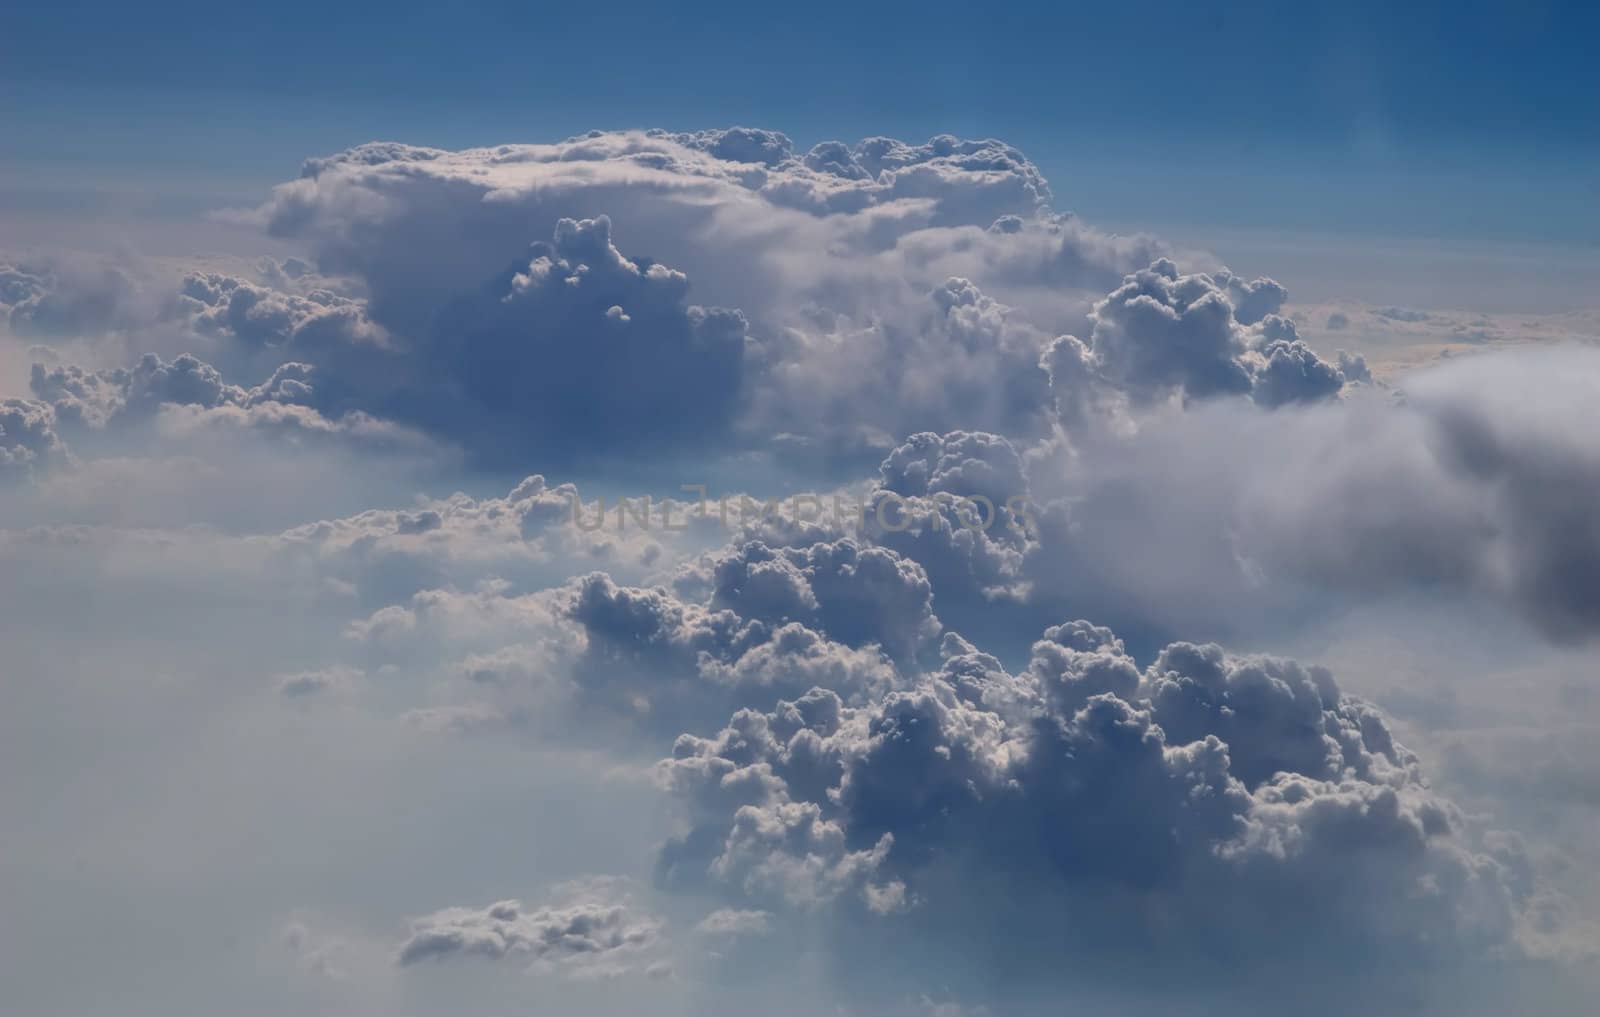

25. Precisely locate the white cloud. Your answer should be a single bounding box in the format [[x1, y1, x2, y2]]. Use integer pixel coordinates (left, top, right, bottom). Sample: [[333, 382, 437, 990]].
[[397, 880, 663, 975], [2, 126, 1598, 1017]]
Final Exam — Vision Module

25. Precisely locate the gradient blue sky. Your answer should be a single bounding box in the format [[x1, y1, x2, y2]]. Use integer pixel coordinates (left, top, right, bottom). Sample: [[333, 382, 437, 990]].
[[4, 0, 1597, 309]]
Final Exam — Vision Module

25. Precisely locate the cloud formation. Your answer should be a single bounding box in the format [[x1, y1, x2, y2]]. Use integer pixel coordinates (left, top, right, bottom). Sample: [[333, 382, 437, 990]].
[[656, 618, 1526, 1009], [218, 130, 1336, 467], [3, 125, 1598, 1017], [398, 880, 662, 975], [0, 397, 68, 481]]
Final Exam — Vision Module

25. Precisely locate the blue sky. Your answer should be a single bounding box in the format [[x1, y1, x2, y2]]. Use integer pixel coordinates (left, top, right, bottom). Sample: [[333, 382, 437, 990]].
[[5, 0, 1597, 251]]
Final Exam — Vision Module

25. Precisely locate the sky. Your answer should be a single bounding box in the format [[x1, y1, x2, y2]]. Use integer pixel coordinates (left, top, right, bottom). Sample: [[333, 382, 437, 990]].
[[5, 0, 1598, 251], [3, 3, 1600, 1016]]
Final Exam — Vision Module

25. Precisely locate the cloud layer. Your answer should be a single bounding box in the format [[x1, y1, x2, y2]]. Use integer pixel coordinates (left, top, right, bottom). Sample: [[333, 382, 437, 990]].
[[1, 126, 1596, 1017]]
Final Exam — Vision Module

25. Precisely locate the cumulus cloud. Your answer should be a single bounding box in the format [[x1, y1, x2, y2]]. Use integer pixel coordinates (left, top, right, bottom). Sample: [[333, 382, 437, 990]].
[[747, 275, 1058, 462], [179, 269, 383, 352], [29, 351, 432, 457], [397, 880, 662, 975], [1214, 268, 1289, 326], [252, 130, 1069, 332], [0, 398, 69, 481], [5, 124, 1599, 1017], [1079, 258, 1255, 401], [655, 617, 1528, 1009], [1, 132, 1339, 477], [32, 352, 249, 428], [1074, 259, 1355, 413], [558, 550, 910, 737], [806, 349, 1600, 654], [271, 472, 709, 615], [695, 538, 941, 667], [301, 489, 944, 746], [419, 214, 751, 462], [223, 130, 1240, 467], [1, 258, 142, 338]]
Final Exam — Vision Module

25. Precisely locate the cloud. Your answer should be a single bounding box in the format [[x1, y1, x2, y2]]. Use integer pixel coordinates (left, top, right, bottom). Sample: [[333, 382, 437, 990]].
[[0, 398, 69, 481], [1377, 306, 1433, 323], [0, 132, 1339, 478], [2, 259, 141, 338], [416, 214, 751, 464], [1079, 259, 1353, 412], [180, 270, 384, 352], [228, 131, 1221, 468], [694, 907, 770, 938], [310, 503, 934, 746], [696, 538, 941, 668], [32, 353, 248, 428], [29, 351, 434, 459], [1083, 258, 1254, 401], [655, 617, 1527, 1010], [1214, 269, 1289, 326], [1249, 334, 1346, 407], [397, 880, 662, 974], [276, 667, 360, 698], [271, 472, 708, 614], [795, 348, 1600, 654], [252, 130, 1066, 332], [4, 125, 1599, 1017], [1234, 348, 1600, 642], [559, 555, 907, 738], [745, 275, 1059, 464]]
